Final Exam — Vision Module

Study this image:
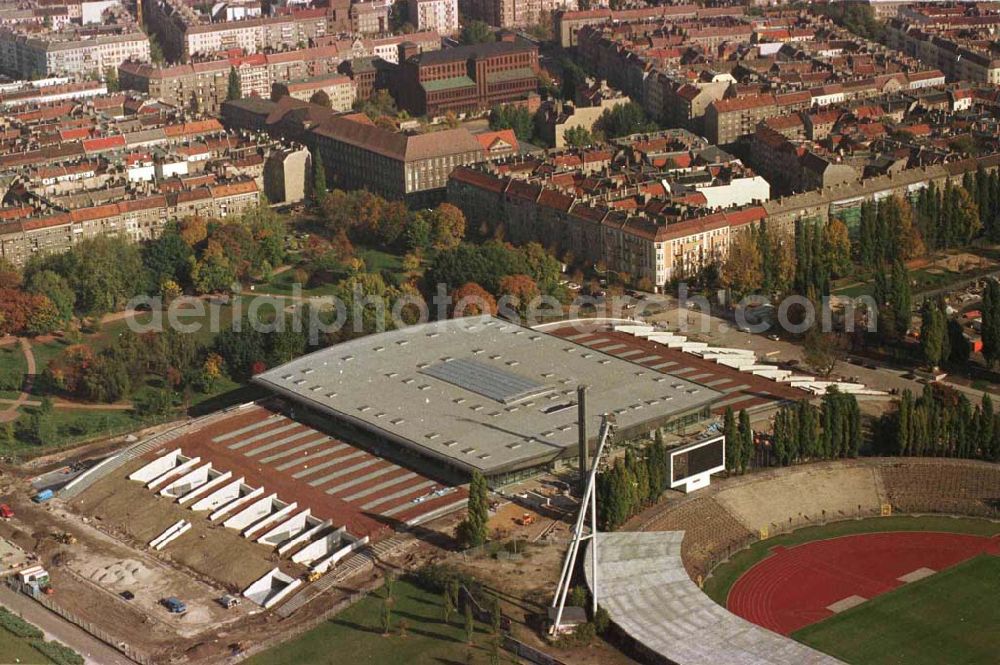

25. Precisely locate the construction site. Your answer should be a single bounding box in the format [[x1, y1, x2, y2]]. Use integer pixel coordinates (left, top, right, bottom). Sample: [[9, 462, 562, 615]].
[[0, 390, 473, 662]]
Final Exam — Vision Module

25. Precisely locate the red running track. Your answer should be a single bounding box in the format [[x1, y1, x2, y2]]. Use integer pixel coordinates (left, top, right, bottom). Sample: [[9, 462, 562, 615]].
[[727, 532, 1000, 635]]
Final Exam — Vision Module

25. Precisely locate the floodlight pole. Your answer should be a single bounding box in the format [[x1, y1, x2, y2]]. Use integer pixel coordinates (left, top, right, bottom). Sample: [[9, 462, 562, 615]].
[[551, 414, 614, 635]]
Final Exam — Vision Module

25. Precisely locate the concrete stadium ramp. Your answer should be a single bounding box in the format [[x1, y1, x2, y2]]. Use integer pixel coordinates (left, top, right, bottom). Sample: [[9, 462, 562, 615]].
[[276, 520, 334, 556], [256, 509, 313, 547], [223, 493, 278, 531], [159, 463, 214, 499], [585, 532, 842, 665], [243, 568, 302, 609], [128, 449, 182, 483], [177, 470, 233, 505]]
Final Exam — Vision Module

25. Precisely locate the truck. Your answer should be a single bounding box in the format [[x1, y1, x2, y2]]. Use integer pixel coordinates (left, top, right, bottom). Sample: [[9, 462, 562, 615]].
[[32, 489, 54, 503]]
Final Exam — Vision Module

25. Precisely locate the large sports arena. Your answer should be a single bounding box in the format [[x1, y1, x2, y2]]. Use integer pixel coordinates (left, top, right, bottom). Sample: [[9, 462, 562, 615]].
[[254, 316, 723, 485]]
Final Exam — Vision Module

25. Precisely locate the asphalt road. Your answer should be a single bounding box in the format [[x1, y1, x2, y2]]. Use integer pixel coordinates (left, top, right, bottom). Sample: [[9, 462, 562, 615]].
[[0, 585, 134, 665]]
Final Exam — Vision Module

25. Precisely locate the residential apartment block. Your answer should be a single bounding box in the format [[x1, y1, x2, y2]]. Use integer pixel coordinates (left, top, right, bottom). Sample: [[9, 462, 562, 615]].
[[460, 0, 576, 30], [0, 28, 149, 78], [142, 0, 353, 61], [408, 0, 458, 35]]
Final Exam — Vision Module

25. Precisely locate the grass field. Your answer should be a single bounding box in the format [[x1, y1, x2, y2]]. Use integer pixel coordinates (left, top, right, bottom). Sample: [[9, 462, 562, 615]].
[[0, 626, 51, 664], [793, 554, 1000, 665], [247, 579, 496, 665], [703, 516, 1000, 605]]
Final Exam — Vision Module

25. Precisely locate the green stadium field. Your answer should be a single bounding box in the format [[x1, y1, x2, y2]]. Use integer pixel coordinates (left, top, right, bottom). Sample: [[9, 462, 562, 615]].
[[792, 554, 1000, 665]]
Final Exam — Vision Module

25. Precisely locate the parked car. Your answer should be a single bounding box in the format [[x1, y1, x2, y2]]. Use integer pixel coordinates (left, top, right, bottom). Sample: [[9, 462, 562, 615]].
[[32, 489, 53, 503], [0, 504, 13, 519], [217, 595, 240, 609], [120, 591, 135, 601], [161, 597, 186, 613]]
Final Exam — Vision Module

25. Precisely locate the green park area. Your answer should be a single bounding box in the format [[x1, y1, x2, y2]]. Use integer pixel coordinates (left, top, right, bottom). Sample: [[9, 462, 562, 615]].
[[0, 607, 82, 665], [793, 554, 1000, 665], [248, 579, 497, 665]]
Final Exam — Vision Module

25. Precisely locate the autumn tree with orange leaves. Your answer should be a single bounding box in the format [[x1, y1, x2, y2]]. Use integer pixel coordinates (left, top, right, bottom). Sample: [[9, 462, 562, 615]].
[[450, 282, 497, 317]]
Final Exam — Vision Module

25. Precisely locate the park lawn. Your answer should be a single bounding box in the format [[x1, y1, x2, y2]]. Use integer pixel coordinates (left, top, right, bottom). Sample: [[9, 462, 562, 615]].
[[0, 626, 52, 664], [247, 580, 494, 665], [703, 516, 1000, 606], [357, 247, 405, 275], [262, 271, 341, 297], [792, 555, 1000, 665]]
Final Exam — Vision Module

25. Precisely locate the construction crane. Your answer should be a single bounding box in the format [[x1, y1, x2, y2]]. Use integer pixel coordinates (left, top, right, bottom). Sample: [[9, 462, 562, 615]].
[[550, 413, 615, 635]]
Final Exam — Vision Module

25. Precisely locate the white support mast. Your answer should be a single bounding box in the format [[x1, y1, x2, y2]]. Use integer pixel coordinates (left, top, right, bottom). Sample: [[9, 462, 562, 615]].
[[550, 413, 615, 634]]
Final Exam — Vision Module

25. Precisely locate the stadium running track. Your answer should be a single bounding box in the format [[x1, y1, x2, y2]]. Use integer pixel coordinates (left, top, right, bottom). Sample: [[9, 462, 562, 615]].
[[727, 532, 1000, 635]]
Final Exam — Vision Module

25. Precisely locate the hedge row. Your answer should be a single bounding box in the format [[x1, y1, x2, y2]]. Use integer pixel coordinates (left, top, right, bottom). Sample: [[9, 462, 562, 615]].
[[31, 639, 84, 665], [0, 607, 44, 639]]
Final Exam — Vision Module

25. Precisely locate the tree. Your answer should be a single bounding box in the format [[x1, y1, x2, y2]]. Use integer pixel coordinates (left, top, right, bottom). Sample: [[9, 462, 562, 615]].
[[311, 149, 327, 204], [947, 318, 970, 365], [142, 230, 193, 294], [595, 102, 657, 139], [464, 602, 475, 644], [803, 325, 837, 376], [890, 259, 912, 340], [982, 279, 1000, 368], [497, 274, 540, 319], [28, 235, 143, 318], [489, 105, 533, 142], [227, 66, 242, 101], [309, 90, 331, 107], [201, 353, 223, 393], [563, 126, 595, 147], [443, 589, 455, 624], [431, 203, 466, 250], [737, 409, 753, 473], [104, 66, 119, 92], [451, 283, 497, 317], [723, 407, 739, 473], [457, 470, 489, 547], [721, 228, 761, 299], [461, 20, 495, 45], [381, 595, 394, 635], [824, 219, 852, 278], [919, 300, 946, 368], [0, 290, 60, 336], [405, 212, 433, 252]]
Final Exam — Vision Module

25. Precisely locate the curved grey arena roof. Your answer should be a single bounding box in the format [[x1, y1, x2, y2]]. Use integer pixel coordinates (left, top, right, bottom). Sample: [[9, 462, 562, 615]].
[[585, 532, 843, 665]]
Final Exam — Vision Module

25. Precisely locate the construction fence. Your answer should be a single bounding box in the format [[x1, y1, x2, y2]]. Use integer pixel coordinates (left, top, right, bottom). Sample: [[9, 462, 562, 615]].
[[6, 577, 153, 665]]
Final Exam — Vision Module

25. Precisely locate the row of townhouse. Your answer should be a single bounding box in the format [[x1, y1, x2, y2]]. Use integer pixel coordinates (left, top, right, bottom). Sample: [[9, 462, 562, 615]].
[[0, 179, 260, 266], [118, 32, 441, 114], [447, 165, 764, 287], [142, 0, 351, 60], [448, 152, 1000, 289], [0, 28, 149, 78], [886, 19, 1000, 85], [704, 70, 945, 144], [554, 3, 745, 48]]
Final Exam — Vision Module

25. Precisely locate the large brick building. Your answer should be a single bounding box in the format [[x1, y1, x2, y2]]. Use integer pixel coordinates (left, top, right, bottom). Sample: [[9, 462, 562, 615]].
[[393, 34, 538, 116], [222, 97, 486, 203]]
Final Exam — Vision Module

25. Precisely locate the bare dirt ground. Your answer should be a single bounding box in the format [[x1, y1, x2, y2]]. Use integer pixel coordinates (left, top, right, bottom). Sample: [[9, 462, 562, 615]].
[[442, 535, 639, 665], [0, 462, 454, 663], [713, 463, 883, 534], [70, 460, 299, 592]]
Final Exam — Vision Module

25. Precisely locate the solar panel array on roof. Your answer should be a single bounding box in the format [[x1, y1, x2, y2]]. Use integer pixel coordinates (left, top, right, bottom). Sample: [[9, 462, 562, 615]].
[[420, 358, 551, 404]]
